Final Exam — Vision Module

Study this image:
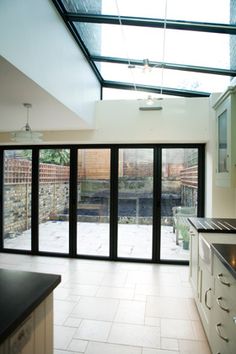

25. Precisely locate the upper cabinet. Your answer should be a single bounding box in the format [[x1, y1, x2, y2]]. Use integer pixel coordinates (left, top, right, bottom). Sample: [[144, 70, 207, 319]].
[[213, 87, 236, 188]]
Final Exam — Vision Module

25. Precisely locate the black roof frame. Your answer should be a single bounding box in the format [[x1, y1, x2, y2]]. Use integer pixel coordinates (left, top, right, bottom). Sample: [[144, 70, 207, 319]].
[[51, 0, 236, 98]]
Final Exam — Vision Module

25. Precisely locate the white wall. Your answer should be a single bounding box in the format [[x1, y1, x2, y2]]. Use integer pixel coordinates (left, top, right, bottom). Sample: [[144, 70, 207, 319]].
[[92, 97, 209, 143], [0, 0, 100, 127], [0, 96, 210, 143]]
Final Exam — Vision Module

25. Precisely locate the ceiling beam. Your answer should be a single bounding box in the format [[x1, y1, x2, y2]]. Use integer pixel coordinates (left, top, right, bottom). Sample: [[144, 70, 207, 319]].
[[103, 81, 210, 97], [51, 0, 103, 83], [66, 13, 236, 35], [92, 56, 236, 77]]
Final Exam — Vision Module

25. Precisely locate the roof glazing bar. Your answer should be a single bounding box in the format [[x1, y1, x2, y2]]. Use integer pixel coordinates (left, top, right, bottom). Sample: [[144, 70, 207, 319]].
[[66, 13, 236, 35], [103, 80, 210, 97], [93, 56, 236, 76]]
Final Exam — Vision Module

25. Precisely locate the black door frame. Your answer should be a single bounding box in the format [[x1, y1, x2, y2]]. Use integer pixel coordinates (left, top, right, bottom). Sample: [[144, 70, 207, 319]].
[[0, 143, 205, 264]]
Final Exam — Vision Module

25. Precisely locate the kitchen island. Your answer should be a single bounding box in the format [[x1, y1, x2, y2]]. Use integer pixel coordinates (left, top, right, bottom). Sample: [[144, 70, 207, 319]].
[[0, 269, 61, 354]]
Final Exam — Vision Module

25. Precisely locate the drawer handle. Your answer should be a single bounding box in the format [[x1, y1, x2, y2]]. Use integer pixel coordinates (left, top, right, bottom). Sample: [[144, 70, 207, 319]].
[[216, 297, 229, 312], [216, 323, 229, 342], [217, 273, 230, 287], [204, 287, 211, 310]]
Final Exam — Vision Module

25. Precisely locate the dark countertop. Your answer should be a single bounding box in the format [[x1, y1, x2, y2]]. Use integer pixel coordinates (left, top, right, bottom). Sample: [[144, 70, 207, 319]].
[[0, 269, 61, 344], [188, 217, 236, 233], [211, 243, 236, 280]]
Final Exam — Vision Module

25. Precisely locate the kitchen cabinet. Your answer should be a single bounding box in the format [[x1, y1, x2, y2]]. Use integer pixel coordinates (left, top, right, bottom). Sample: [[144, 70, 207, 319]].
[[210, 253, 236, 354], [189, 225, 199, 300], [198, 257, 213, 339], [188, 218, 236, 354], [213, 88, 236, 188]]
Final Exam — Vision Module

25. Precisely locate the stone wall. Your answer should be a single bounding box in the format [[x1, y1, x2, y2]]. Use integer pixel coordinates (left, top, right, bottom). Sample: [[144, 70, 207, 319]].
[[4, 183, 32, 236], [39, 182, 69, 223], [4, 158, 70, 236]]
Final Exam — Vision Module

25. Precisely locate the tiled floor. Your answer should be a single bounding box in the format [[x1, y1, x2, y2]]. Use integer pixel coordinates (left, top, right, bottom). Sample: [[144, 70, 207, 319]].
[[0, 253, 211, 354]]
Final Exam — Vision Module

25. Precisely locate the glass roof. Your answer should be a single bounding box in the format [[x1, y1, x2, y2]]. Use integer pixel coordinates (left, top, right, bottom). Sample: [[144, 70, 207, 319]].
[[62, 0, 230, 24], [75, 23, 231, 69], [53, 0, 236, 98], [95, 62, 230, 93]]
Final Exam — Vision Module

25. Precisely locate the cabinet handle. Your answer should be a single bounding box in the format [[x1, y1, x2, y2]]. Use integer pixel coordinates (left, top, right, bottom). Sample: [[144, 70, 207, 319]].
[[217, 273, 230, 287], [215, 323, 229, 342], [216, 297, 229, 312], [204, 287, 211, 310]]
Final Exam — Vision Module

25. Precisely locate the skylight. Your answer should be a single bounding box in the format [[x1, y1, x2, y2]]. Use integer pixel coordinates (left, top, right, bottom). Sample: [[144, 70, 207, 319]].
[[52, 0, 236, 98]]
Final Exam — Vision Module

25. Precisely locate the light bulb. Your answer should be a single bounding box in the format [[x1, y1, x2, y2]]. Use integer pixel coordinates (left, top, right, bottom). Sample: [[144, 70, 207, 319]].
[[146, 95, 154, 105]]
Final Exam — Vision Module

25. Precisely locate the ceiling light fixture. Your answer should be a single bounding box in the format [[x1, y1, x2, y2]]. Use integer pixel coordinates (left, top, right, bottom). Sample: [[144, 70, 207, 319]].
[[11, 103, 43, 143], [143, 59, 152, 74]]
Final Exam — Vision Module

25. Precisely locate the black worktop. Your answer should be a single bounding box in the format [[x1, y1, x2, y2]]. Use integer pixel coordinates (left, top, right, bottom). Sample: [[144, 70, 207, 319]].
[[211, 243, 236, 280], [188, 217, 236, 233], [0, 269, 61, 344]]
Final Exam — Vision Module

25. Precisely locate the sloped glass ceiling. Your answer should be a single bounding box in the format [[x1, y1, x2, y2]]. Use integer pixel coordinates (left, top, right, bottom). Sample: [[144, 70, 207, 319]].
[[53, 0, 236, 98]]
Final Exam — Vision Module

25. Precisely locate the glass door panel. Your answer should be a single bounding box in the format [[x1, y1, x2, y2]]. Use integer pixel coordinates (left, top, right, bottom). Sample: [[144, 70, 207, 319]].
[[117, 149, 153, 259], [160, 148, 198, 261], [38, 149, 70, 253], [77, 149, 110, 256], [3, 150, 32, 250]]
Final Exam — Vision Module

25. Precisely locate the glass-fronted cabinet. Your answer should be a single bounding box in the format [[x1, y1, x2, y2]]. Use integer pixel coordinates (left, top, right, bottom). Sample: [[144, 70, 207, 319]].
[[213, 89, 236, 187]]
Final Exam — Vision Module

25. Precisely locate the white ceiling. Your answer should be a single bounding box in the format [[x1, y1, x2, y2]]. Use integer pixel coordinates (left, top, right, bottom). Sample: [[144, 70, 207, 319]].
[[0, 56, 93, 132]]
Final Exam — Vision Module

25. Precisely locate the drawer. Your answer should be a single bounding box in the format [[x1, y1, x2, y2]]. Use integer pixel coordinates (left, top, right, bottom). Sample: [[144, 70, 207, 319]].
[[213, 255, 236, 307], [210, 310, 236, 354], [210, 297, 236, 354]]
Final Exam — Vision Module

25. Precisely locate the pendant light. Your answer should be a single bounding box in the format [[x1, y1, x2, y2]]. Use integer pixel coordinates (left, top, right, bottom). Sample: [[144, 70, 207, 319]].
[[11, 103, 43, 143]]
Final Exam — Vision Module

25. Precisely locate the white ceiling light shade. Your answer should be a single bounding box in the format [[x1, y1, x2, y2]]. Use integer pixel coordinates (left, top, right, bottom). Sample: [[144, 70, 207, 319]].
[[11, 103, 43, 143]]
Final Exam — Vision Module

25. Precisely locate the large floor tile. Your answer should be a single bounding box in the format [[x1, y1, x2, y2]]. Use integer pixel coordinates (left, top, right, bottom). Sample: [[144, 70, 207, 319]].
[[85, 341, 142, 354], [54, 299, 77, 315], [114, 300, 146, 324], [63, 283, 99, 297], [146, 296, 190, 320], [74, 319, 112, 341], [64, 317, 82, 327], [161, 319, 196, 340], [65, 271, 105, 286], [101, 272, 129, 287], [54, 325, 76, 350], [135, 284, 160, 296], [108, 323, 161, 348], [159, 286, 193, 299], [161, 338, 179, 351], [71, 296, 119, 321], [54, 311, 70, 326], [178, 339, 211, 354], [96, 286, 134, 300], [67, 339, 88, 352]]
